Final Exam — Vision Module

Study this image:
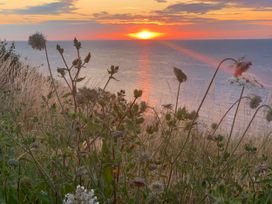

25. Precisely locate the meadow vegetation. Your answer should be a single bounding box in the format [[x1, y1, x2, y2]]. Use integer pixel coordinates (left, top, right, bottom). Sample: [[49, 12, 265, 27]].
[[0, 35, 272, 204]]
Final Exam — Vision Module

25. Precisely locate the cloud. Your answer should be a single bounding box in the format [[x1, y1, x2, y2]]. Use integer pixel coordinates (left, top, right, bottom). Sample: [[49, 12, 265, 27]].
[[154, 0, 167, 3], [4, 0, 76, 15], [158, 2, 225, 14], [91, 10, 214, 25]]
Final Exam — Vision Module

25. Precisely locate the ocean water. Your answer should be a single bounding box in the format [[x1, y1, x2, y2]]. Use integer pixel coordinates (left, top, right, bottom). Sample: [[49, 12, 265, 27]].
[[14, 39, 272, 135]]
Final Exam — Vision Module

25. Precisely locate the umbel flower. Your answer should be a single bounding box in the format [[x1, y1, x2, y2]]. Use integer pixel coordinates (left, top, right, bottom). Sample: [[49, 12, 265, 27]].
[[150, 181, 164, 194], [63, 185, 99, 204], [28, 33, 46, 50], [249, 95, 262, 109], [228, 58, 264, 88], [228, 73, 264, 88]]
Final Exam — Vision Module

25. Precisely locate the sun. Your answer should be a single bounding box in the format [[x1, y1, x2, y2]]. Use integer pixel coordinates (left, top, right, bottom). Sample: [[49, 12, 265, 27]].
[[128, 30, 164, 40]]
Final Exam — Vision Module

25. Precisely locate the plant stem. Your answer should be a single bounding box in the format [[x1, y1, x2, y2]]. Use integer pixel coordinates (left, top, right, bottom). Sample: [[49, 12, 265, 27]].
[[175, 82, 181, 113], [44, 44, 64, 112], [210, 96, 250, 137], [230, 104, 272, 156], [103, 77, 111, 91], [171, 58, 238, 165], [225, 86, 245, 151]]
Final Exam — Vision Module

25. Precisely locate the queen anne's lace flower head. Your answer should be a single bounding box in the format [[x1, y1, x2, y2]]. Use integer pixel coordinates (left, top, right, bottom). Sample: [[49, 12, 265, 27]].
[[228, 73, 264, 88], [28, 33, 46, 50], [63, 185, 99, 204]]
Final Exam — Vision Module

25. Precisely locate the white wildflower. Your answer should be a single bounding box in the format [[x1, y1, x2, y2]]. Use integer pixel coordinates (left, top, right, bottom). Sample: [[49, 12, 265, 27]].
[[228, 73, 264, 88], [150, 181, 164, 194], [63, 185, 99, 204]]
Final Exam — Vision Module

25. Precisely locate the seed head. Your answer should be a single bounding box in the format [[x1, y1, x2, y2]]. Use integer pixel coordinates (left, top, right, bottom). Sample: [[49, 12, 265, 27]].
[[249, 95, 262, 109], [56, 44, 64, 54], [266, 109, 272, 122], [211, 123, 218, 130], [28, 33, 46, 50], [173, 67, 187, 83], [84, 52, 91, 63], [134, 89, 143, 98]]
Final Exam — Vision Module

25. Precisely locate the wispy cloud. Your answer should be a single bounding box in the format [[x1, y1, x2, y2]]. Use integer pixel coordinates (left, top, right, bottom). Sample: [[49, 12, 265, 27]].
[[157, 2, 225, 14], [154, 0, 167, 3], [4, 0, 76, 15]]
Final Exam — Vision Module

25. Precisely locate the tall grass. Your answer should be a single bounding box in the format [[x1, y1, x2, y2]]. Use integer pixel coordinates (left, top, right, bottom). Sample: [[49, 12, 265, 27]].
[[0, 38, 272, 204]]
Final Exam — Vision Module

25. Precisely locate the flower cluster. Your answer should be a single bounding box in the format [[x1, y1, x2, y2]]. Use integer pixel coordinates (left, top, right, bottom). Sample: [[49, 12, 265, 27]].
[[228, 73, 264, 88], [63, 185, 99, 204]]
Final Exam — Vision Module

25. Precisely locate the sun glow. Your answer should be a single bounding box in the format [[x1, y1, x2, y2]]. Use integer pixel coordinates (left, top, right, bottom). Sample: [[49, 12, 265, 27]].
[[128, 30, 163, 40]]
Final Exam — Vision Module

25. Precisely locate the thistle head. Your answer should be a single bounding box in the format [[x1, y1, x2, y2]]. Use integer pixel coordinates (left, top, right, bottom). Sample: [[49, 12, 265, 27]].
[[56, 44, 64, 54], [28, 33, 46, 50], [249, 95, 262, 109], [173, 67, 187, 83], [73, 38, 81, 50]]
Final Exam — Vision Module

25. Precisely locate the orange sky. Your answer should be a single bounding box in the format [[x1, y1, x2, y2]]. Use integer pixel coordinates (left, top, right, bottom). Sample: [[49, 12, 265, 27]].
[[0, 0, 271, 40]]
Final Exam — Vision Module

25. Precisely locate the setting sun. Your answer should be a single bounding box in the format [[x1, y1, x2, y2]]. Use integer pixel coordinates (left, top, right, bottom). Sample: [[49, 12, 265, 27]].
[[128, 30, 164, 40]]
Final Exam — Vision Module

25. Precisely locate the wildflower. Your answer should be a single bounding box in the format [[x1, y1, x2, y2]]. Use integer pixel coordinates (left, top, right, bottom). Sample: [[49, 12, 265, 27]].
[[134, 89, 143, 98], [211, 123, 218, 130], [28, 33, 46, 50], [150, 181, 164, 194], [76, 87, 98, 104], [234, 59, 252, 77], [56, 44, 64, 54], [7, 159, 19, 167], [107, 65, 119, 75], [173, 67, 187, 83], [63, 185, 99, 204], [132, 177, 145, 187], [140, 101, 148, 112], [228, 73, 264, 88], [266, 109, 272, 122], [255, 163, 268, 175], [111, 131, 125, 139], [73, 38, 81, 50], [137, 151, 151, 163], [249, 95, 262, 109], [148, 163, 157, 171], [76, 166, 88, 177]]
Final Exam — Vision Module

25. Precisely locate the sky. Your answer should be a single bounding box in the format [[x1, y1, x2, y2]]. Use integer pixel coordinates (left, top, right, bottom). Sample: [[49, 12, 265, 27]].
[[0, 0, 272, 40]]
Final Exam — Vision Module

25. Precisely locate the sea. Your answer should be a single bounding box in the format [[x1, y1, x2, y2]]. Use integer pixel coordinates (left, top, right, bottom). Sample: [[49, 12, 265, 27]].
[[13, 39, 272, 136]]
